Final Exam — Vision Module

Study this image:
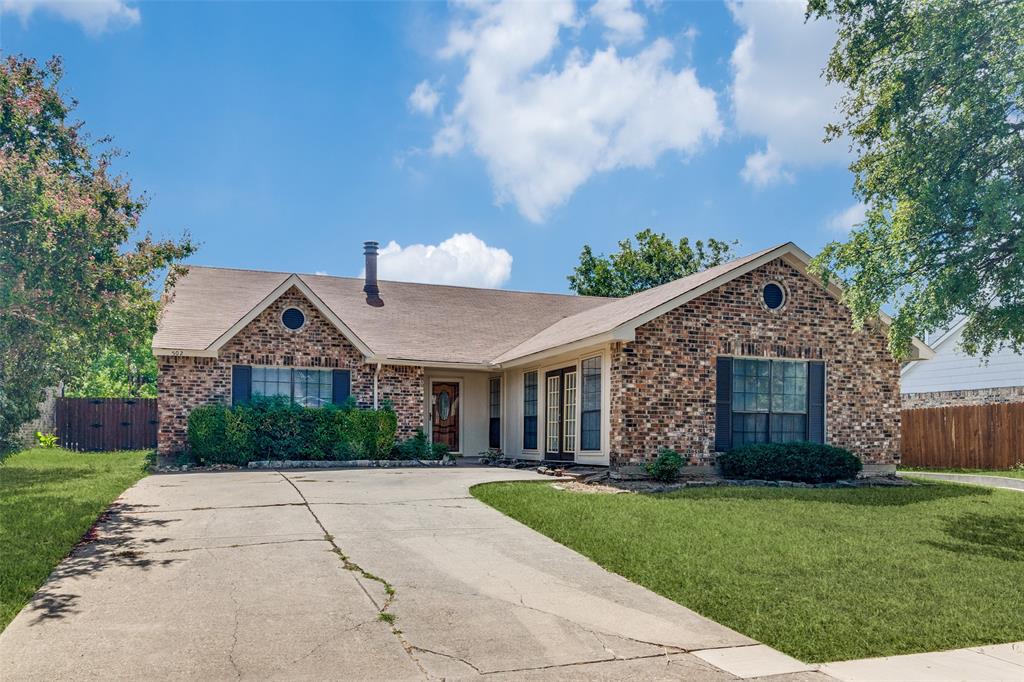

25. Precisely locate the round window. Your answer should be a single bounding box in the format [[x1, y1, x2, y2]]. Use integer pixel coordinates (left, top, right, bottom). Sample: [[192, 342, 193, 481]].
[[762, 283, 785, 310], [281, 307, 306, 330]]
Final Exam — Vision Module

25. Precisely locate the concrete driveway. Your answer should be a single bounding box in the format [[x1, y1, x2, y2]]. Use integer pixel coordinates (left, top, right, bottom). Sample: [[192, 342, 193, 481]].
[[0, 467, 823, 681]]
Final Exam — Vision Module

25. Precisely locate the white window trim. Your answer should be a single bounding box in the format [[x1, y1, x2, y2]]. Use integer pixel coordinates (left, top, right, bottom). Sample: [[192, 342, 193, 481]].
[[488, 375, 502, 451], [521, 369, 540, 453], [578, 352, 603, 453]]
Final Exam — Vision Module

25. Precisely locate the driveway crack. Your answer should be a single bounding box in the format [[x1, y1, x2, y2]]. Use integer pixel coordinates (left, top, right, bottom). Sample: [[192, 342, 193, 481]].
[[276, 471, 428, 679], [225, 551, 242, 679]]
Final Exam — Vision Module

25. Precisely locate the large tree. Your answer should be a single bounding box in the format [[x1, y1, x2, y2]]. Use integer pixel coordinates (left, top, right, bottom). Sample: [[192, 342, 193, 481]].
[[568, 229, 735, 298], [807, 0, 1023, 358], [0, 56, 195, 450]]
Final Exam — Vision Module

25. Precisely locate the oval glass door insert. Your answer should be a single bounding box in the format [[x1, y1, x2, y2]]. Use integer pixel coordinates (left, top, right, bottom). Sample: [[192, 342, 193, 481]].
[[437, 390, 451, 420]]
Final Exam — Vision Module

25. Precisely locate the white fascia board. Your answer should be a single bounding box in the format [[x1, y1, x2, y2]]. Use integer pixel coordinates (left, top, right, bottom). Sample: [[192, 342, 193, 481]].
[[604, 242, 935, 362], [204, 274, 375, 359], [490, 328, 633, 369], [374, 357, 494, 371], [617, 243, 796, 334]]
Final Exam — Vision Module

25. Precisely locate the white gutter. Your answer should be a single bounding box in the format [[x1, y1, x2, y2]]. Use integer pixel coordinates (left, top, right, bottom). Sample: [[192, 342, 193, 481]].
[[373, 362, 382, 409]]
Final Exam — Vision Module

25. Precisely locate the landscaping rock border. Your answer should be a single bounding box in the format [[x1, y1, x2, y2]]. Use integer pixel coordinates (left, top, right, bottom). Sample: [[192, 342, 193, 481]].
[[605, 475, 914, 494], [247, 457, 457, 469], [152, 463, 241, 474], [535, 466, 915, 494]]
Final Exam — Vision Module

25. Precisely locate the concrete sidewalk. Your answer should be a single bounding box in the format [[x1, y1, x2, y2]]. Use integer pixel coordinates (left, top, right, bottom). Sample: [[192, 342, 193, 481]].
[[900, 470, 1024, 491], [821, 641, 1024, 682]]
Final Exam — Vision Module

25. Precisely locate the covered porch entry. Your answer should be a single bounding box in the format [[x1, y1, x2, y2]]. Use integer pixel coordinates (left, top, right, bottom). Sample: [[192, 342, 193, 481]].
[[423, 368, 501, 458]]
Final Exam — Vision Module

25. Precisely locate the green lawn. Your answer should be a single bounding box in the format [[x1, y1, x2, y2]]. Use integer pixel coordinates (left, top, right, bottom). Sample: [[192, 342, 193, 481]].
[[472, 481, 1024, 663], [0, 447, 150, 631], [900, 466, 1024, 480]]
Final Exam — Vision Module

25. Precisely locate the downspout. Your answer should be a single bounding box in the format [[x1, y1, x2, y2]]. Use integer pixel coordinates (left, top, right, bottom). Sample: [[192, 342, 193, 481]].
[[373, 362, 382, 409]]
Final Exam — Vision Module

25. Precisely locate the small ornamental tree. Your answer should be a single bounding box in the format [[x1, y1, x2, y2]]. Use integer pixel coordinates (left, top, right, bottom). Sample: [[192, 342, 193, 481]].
[[0, 55, 195, 450]]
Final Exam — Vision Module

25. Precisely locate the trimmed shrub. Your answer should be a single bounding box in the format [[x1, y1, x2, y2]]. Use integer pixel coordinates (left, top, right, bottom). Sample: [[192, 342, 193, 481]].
[[186, 396, 398, 464], [718, 442, 862, 483], [187, 405, 235, 463], [394, 429, 450, 460], [647, 448, 684, 482]]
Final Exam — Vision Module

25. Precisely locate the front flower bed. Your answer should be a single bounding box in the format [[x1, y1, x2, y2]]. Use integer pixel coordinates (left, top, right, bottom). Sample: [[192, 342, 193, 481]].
[[187, 396, 446, 465]]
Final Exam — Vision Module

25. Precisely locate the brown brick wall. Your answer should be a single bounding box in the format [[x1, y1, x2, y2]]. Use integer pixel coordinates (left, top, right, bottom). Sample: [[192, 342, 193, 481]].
[[608, 258, 901, 466], [902, 386, 1024, 409], [157, 287, 424, 454]]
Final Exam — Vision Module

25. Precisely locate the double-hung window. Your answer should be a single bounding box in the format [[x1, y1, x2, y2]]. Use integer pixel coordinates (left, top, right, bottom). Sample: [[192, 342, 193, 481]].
[[730, 359, 806, 445], [580, 357, 601, 451], [715, 357, 825, 451], [232, 365, 350, 408], [488, 377, 501, 449], [523, 371, 538, 450]]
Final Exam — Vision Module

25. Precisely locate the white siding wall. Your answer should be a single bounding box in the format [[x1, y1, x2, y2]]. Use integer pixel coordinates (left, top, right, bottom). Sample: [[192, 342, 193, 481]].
[[422, 369, 496, 456], [501, 344, 611, 466], [902, 325, 1024, 394]]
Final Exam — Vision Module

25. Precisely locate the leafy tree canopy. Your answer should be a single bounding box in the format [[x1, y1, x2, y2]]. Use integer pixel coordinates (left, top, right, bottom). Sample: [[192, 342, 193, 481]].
[[807, 0, 1023, 358], [568, 229, 735, 298], [0, 55, 194, 449], [63, 340, 158, 399]]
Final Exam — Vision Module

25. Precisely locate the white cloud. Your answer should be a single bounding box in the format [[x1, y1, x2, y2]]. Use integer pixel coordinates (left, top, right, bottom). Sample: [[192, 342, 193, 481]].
[[591, 0, 645, 44], [408, 80, 441, 116], [740, 145, 793, 188], [429, 0, 722, 223], [1, 0, 140, 34], [729, 0, 847, 187], [370, 233, 512, 289], [828, 201, 867, 233]]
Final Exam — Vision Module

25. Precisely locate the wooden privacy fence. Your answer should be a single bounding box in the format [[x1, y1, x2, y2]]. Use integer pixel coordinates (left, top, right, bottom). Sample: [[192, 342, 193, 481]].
[[901, 402, 1024, 469], [55, 398, 158, 451]]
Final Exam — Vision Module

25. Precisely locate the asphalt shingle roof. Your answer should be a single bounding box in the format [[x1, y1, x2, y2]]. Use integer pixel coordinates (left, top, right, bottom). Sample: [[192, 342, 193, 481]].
[[153, 244, 790, 366]]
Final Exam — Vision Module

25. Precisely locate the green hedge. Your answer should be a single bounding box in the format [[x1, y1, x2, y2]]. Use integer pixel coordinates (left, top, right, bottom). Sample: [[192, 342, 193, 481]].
[[187, 396, 400, 464], [717, 442, 862, 483]]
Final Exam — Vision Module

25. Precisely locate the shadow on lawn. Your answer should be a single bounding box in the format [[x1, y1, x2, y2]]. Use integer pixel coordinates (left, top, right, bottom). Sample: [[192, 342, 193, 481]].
[[927, 512, 1024, 562], [668, 482, 991, 507], [28, 502, 177, 624], [0, 467, 105, 493]]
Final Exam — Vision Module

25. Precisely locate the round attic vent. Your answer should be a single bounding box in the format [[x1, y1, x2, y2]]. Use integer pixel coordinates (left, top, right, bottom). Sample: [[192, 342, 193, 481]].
[[762, 282, 785, 310], [281, 307, 306, 331]]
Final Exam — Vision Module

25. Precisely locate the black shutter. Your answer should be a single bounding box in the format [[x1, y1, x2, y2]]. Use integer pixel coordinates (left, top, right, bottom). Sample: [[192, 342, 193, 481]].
[[714, 357, 733, 452], [231, 365, 251, 406], [807, 361, 826, 443], [332, 369, 351, 405]]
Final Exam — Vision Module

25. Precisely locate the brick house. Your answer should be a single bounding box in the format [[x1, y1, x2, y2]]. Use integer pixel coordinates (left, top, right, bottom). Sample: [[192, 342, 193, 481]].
[[153, 242, 933, 471]]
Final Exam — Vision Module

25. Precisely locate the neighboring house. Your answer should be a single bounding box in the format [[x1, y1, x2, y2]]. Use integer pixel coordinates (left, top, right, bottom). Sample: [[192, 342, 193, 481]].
[[153, 242, 932, 471], [901, 317, 1024, 409]]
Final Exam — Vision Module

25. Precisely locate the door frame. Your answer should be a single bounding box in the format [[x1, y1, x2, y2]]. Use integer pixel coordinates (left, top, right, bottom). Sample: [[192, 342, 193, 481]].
[[544, 366, 577, 462], [429, 378, 463, 454]]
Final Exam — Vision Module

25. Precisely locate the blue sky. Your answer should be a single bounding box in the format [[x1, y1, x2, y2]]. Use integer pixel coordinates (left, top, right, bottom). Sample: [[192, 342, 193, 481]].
[[2, 0, 864, 294]]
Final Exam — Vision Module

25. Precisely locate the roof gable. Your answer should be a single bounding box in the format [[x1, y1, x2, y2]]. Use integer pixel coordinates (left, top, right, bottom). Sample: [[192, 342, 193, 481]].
[[154, 271, 374, 358], [153, 266, 609, 365], [491, 242, 934, 366]]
